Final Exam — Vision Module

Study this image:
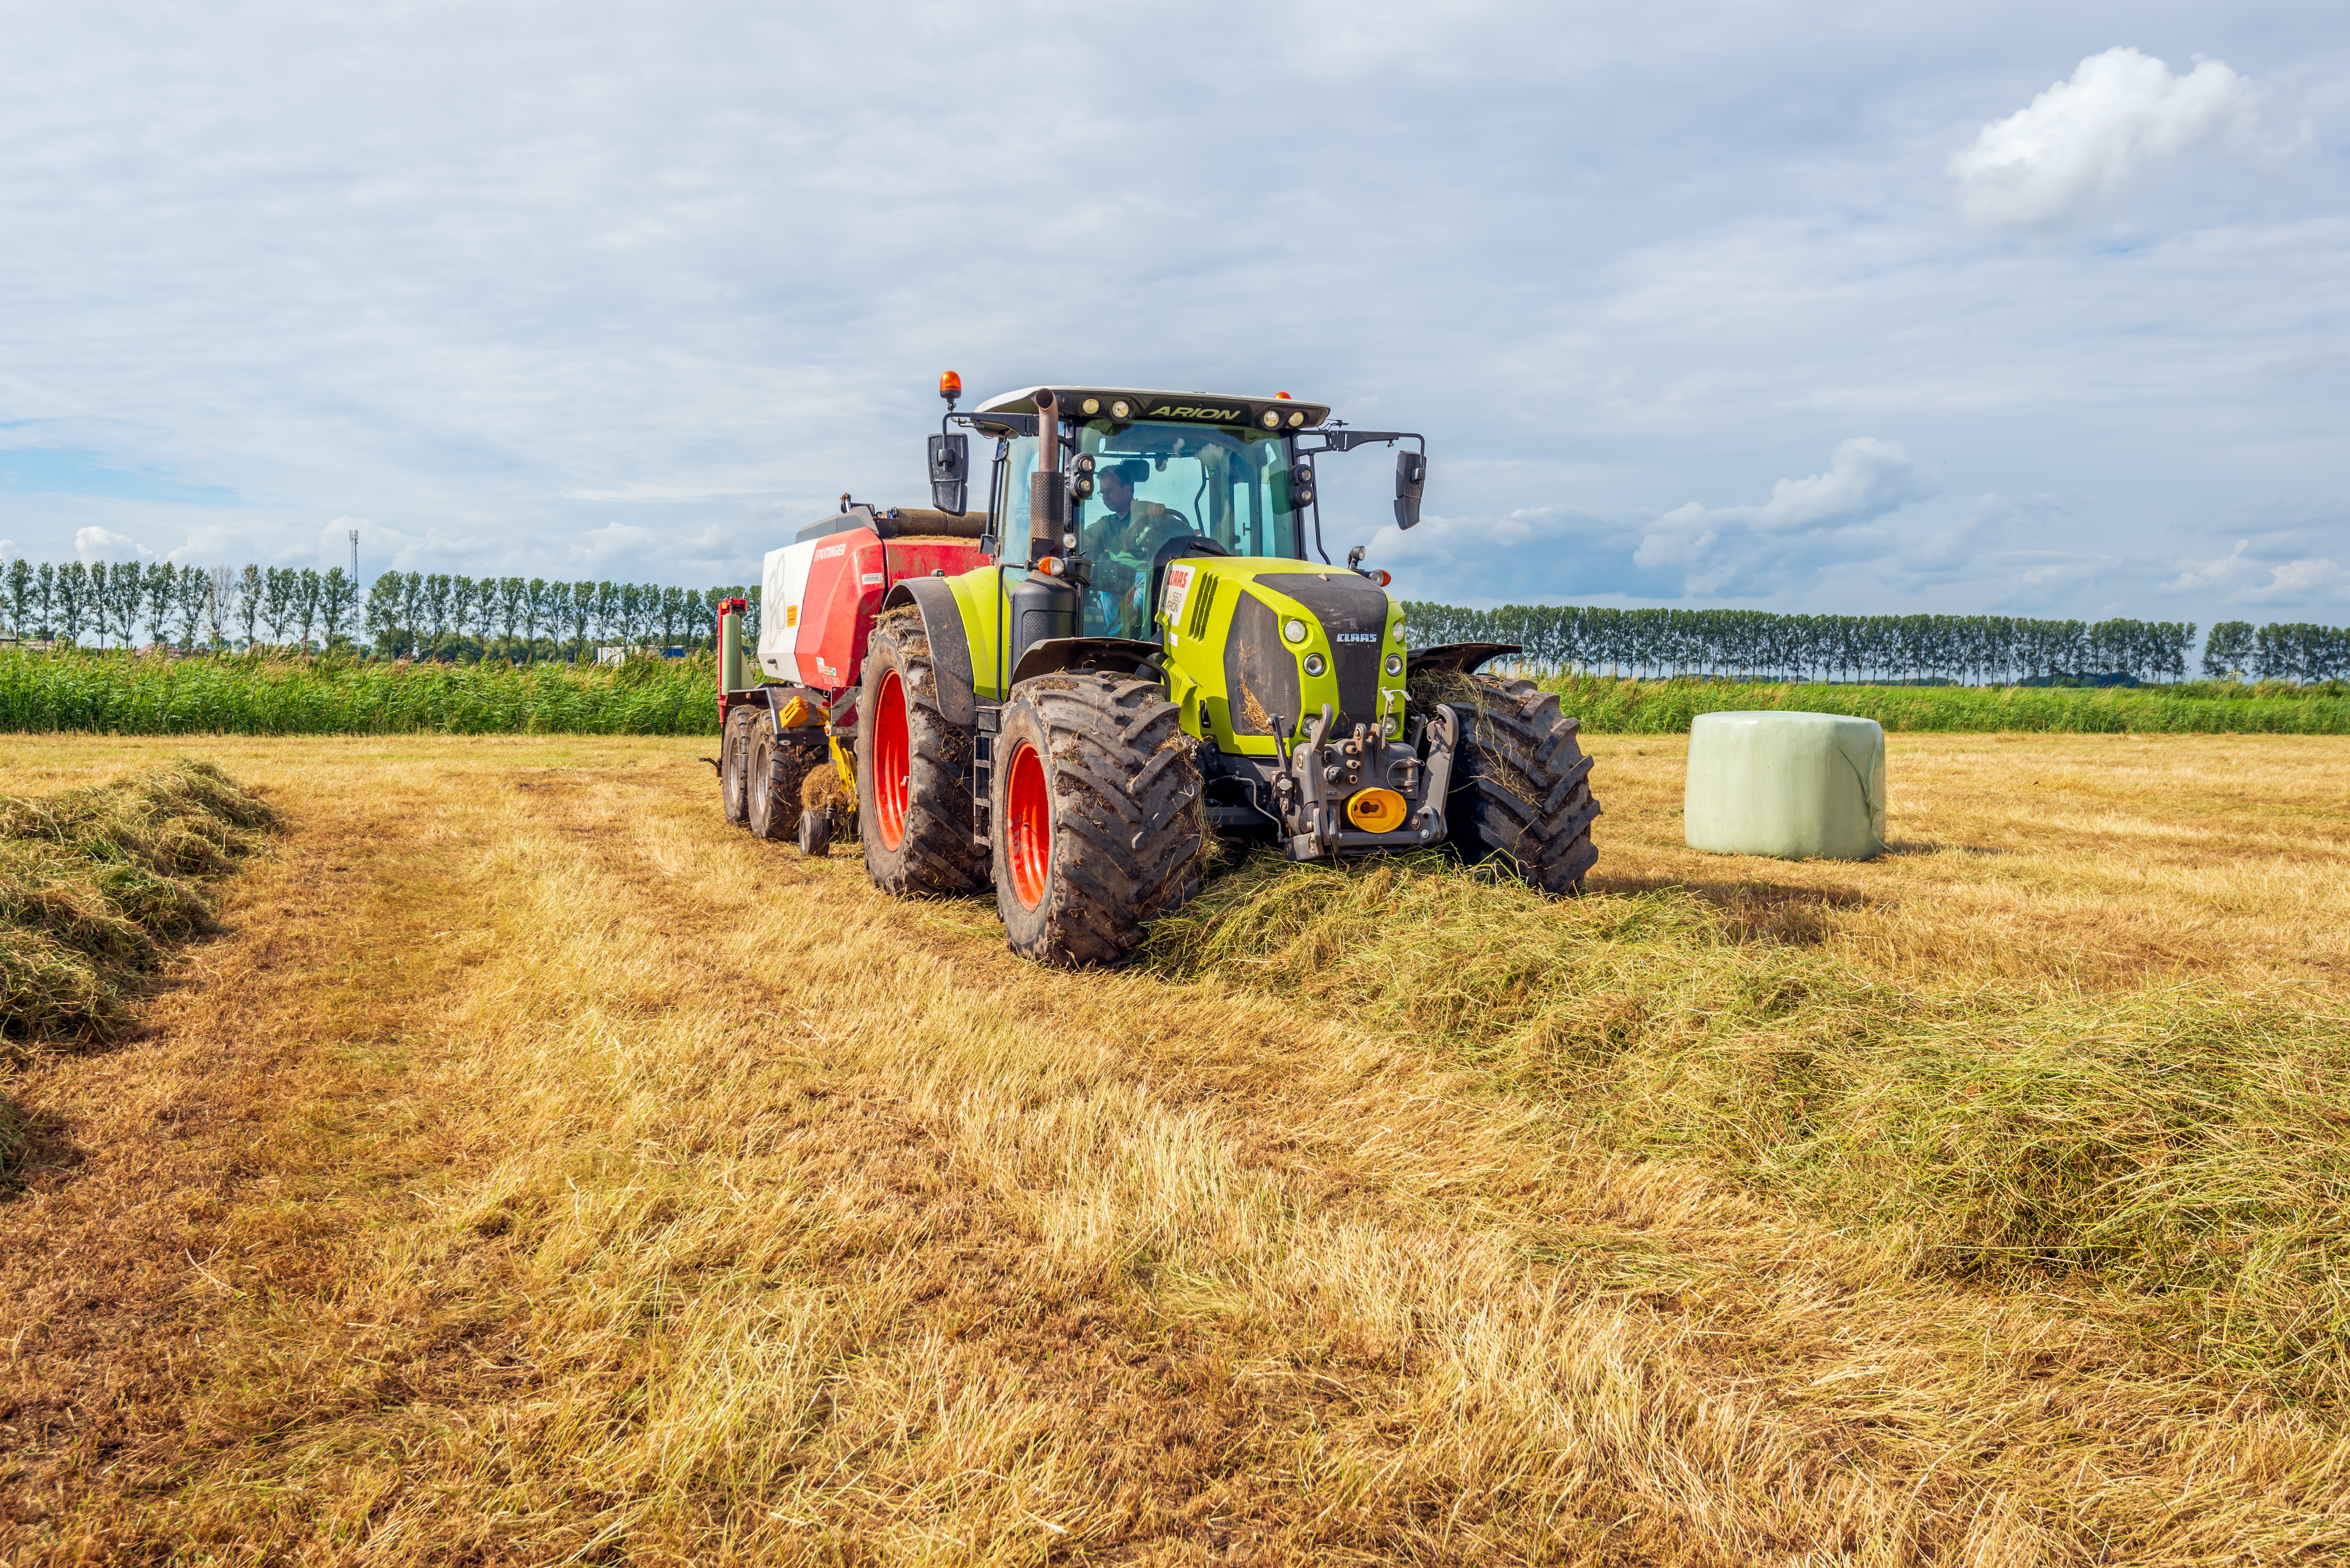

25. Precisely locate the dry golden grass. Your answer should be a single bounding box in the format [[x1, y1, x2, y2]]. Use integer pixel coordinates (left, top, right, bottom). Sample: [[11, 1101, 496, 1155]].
[[1590, 732, 2350, 995], [0, 733, 2345, 1564]]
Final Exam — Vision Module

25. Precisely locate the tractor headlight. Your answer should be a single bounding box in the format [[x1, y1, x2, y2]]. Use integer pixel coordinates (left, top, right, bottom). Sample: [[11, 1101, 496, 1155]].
[[1110, 398, 1131, 419], [1081, 396, 1100, 415], [1383, 714, 1401, 736], [1283, 617, 1308, 644], [1261, 409, 1281, 429], [1302, 652, 1326, 676], [1384, 653, 1403, 676], [1393, 621, 1406, 642]]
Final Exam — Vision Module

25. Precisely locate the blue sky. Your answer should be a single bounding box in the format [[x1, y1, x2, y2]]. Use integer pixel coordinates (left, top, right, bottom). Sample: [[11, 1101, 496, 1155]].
[[0, 1, 2342, 628]]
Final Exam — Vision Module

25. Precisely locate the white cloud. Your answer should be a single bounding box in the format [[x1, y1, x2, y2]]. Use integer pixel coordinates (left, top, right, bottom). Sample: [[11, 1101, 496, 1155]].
[[1951, 47, 2260, 229], [2166, 537, 2350, 607], [570, 521, 664, 566], [561, 484, 766, 502], [1898, 492, 2049, 581], [74, 525, 153, 562], [1634, 438, 1935, 595]]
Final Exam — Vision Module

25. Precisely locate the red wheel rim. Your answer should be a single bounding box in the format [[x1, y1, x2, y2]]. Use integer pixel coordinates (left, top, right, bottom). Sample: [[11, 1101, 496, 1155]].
[[874, 668, 910, 851], [1005, 739, 1051, 910]]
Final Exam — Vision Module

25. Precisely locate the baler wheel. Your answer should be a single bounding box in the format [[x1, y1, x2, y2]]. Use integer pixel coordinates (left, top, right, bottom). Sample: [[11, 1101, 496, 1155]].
[[720, 704, 759, 827], [747, 723, 821, 842], [1428, 672, 1600, 894], [991, 672, 1205, 968], [797, 804, 834, 858], [857, 608, 985, 896]]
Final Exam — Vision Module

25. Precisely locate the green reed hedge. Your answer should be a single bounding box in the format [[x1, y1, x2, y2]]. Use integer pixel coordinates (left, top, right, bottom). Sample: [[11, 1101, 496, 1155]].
[[1542, 673, 2350, 735], [0, 651, 719, 736]]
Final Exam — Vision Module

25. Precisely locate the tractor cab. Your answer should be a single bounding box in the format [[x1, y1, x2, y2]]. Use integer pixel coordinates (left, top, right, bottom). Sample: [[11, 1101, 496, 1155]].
[[986, 399, 1315, 640]]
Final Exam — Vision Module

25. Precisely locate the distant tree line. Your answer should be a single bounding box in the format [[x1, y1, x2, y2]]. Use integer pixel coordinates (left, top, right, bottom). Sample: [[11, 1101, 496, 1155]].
[[2199, 622, 2350, 683], [358, 573, 760, 662], [1400, 604, 2205, 685], [2, 559, 362, 652], [0, 561, 766, 663], [15, 561, 2344, 685]]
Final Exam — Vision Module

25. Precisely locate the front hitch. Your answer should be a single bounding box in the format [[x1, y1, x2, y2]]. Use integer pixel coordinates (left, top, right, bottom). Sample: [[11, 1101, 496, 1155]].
[[1280, 704, 1458, 860]]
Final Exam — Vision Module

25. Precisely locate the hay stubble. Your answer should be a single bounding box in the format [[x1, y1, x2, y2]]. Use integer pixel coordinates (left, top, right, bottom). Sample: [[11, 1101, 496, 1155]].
[[0, 733, 2344, 1563]]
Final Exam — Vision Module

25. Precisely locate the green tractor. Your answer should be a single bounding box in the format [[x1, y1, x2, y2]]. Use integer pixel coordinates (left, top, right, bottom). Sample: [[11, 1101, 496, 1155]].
[[722, 378, 1600, 966]]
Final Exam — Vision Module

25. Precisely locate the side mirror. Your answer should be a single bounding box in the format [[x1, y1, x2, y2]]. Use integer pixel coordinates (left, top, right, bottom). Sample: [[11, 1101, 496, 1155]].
[[928, 432, 969, 516], [1394, 451, 1426, 530]]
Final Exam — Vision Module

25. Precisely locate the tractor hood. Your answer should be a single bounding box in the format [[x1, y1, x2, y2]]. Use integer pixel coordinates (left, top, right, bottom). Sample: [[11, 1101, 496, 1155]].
[[1158, 558, 1405, 754]]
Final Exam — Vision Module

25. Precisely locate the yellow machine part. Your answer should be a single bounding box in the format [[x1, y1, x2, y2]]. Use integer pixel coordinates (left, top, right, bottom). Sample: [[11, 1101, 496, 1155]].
[[1345, 788, 1407, 832], [828, 734, 856, 797], [776, 696, 824, 728]]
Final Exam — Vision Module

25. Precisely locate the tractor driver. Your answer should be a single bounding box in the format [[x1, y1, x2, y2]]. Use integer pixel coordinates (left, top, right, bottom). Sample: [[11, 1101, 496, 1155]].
[[1091, 460, 1187, 559], [1084, 460, 1189, 637]]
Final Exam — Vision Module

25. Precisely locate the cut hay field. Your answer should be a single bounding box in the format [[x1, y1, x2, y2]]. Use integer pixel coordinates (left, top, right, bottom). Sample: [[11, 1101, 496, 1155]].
[[2, 731, 2348, 1564]]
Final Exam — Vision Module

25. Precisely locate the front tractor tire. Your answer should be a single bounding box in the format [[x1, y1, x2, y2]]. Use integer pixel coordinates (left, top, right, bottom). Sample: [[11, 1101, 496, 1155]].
[[1434, 673, 1601, 894], [858, 608, 986, 897], [993, 673, 1205, 968]]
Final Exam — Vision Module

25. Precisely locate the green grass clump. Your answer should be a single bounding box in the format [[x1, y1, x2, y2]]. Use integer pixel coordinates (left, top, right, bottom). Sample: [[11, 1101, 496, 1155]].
[[1143, 853, 2350, 1403], [1542, 672, 2350, 734], [0, 649, 719, 736], [1, 760, 277, 1051]]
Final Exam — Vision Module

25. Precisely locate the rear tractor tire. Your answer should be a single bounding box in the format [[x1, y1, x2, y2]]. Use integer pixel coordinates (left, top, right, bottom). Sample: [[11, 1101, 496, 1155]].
[[1423, 671, 1600, 893], [748, 720, 824, 842], [858, 607, 986, 896], [993, 672, 1206, 968]]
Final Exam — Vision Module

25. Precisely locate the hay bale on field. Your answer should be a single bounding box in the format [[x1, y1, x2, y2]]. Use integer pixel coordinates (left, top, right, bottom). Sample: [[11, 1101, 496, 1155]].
[[0, 759, 276, 1053]]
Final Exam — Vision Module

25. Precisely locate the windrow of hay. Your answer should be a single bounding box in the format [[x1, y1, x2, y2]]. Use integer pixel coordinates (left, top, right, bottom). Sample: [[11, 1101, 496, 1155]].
[[1142, 851, 2350, 1404], [0, 759, 275, 1054], [0, 648, 717, 735]]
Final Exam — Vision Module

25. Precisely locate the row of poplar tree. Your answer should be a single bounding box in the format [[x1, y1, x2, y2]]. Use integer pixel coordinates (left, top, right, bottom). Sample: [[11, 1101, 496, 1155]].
[[11, 560, 2346, 684], [0, 560, 763, 661], [357, 572, 757, 660], [2199, 622, 2350, 684], [1396, 604, 2221, 684], [1, 559, 364, 653]]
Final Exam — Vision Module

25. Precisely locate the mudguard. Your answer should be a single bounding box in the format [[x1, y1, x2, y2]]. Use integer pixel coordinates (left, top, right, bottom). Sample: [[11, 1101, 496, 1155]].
[[1405, 642, 1522, 679], [1009, 636, 1165, 687], [881, 578, 978, 727]]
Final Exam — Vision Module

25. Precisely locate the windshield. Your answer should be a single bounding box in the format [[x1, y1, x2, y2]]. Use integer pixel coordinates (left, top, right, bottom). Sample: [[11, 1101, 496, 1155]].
[[992, 420, 1307, 638], [1075, 420, 1302, 562]]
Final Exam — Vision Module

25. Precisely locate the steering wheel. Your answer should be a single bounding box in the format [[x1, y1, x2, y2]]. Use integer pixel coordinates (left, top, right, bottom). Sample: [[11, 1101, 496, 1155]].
[[1145, 534, 1232, 632]]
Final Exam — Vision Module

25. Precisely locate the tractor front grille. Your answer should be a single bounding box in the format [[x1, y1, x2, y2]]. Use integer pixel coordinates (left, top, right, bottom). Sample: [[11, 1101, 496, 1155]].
[[1223, 592, 1299, 737], [1254, 572, 1388, 732]]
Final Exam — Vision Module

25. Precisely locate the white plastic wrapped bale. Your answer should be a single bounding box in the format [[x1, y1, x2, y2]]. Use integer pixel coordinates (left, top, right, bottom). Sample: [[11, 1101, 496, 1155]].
[[1684, 711, 1886, 860]]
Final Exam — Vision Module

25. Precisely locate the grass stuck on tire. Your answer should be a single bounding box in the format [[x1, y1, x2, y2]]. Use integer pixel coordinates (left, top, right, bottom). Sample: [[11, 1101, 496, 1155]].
[[1, 759, 276, 1055]]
